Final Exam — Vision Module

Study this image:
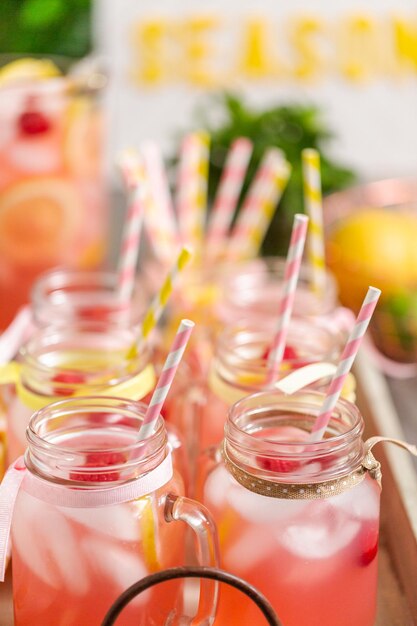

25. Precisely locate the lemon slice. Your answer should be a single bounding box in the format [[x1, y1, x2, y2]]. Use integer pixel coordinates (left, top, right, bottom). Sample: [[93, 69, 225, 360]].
[[341, 372, 356, 403], [0, 177, 80, 265], [0, 58, 61, 86], [136, 495, 161, 573]]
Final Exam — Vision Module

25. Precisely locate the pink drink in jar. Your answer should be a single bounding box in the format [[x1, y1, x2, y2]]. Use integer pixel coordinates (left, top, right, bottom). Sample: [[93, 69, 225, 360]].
[[203, 390, 380, 626], [0, 322, 189, 491], [165, 318, 344, 458], [11, 398, 218, 625], [31, 267, 150, 329], [0, 57, 107, 329]]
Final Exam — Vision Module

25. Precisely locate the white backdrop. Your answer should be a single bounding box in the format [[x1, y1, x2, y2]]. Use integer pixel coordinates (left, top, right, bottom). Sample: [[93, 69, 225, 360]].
[[95, 0, 417, 180]]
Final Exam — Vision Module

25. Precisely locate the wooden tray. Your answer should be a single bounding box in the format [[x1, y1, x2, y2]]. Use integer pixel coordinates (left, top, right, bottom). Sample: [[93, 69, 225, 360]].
[[1, 352, 416, 625]]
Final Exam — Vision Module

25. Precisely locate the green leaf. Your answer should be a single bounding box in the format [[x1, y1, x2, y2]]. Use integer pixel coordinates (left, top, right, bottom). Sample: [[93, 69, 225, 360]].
[[19, 0, 67, 29], [179, 92, 358, 255]]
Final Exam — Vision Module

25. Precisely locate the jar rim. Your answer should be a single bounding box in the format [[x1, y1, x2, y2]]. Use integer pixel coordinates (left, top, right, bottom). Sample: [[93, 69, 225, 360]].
[[26, 397, 167, 484], [227, 389, 363, 449], [18, 325, 149, 394], [214, 319, 342, 390]]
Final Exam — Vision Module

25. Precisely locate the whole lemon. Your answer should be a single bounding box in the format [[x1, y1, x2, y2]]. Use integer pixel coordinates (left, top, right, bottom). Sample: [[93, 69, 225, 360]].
[[326, 207, 417, 310]]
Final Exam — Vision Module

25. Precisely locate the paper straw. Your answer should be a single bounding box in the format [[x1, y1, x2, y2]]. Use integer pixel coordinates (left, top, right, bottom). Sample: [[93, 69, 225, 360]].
[[117, 175, 144, 305], [141, 140, 180, 262], [302, 148, 326, 296], [176, 131, 210, 247], [138, 319, 194, 440], [228, 148, 291, 260], [206, 137, 253, 255], [267, 214, 309, 383], [309, 286, 381, 441], [127, 247, 192, 359]]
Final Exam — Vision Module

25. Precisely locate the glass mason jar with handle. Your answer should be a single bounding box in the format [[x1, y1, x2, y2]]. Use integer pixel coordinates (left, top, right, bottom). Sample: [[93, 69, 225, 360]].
[[202, 389, 387, 626], [0, 322, 156, 464], [165, 318, 346, 465], [1, 397, 219, 626]]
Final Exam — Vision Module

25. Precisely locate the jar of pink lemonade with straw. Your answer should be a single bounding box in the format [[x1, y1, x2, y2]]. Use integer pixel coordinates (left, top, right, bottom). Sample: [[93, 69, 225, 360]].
[[203, 389, 382, 626], [200, 286, 417, 626], [0, 395, 219, 625], [0, 320, 190, 491]]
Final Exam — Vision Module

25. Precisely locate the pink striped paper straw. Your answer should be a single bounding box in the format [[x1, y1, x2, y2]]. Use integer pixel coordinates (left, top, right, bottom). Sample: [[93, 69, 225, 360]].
[[206, 137, 253, 255], [117, 174, 144, 305], [139, 319, 194, 440], [267, 214, 309, 383], [309, 286, 381, 442], [141, 140, 179, 259], [176, 132, 209, 247], [228, 148, 291, 260]]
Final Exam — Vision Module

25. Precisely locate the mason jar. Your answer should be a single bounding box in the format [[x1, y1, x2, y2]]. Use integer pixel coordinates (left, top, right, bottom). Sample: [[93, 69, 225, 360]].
[[8, 397, 218, 625], [202, 389, 381, 626]]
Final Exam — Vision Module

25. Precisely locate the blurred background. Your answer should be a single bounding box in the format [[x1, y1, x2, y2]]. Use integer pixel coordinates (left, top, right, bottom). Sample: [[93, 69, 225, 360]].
[[1, 0, 417, 370]]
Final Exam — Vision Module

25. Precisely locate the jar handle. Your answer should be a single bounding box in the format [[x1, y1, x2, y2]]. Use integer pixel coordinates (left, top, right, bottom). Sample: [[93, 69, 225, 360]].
[[165, 494, 220, 625]]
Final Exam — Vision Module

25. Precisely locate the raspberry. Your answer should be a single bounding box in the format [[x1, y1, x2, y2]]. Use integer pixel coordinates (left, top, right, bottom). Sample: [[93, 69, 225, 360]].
[[18, 110, 51, 135], [78, 305, 113, 322], [70, 451, 125, 483], [359, 531, 379, 566], [261, 344, 299, 361], [52, 372, 86, 396], [257, 455, 300, 473]]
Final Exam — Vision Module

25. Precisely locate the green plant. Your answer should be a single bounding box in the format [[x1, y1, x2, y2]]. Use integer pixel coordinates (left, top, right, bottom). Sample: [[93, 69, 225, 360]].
[[0, 0, 92, 58], [195, 93, 357, 255]]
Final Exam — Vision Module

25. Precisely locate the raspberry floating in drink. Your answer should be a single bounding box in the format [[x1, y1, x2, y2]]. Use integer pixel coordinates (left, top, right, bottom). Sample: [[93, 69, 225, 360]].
[[69, 451, 125, 483]]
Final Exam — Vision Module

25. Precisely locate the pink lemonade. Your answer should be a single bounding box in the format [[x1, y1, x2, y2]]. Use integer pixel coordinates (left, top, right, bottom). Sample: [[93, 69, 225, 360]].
[[165, 318, 345, 456], [202, 391, 380, 626], [0, 58, 107, 329], [12, 426, 185, 625], [11, 399, 218, 625]]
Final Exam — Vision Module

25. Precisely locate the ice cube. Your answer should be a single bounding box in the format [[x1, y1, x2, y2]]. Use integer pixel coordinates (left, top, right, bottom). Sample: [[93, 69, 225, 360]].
[[46, 508, 90, 596], [62, 502, 139, 542], [13, 492, 89, 595], [224, 526, 273, 571], [327, 477, 380, 521], [12, 493, 60, 588], [227, 481, 308, 524], [278, 501, 360, 559], [204, 466, 230, 509], [84, 537, 149, 603]]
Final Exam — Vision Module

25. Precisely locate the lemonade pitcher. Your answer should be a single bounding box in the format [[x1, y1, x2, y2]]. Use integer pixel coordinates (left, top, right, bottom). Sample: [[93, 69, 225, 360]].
[[0, 398, 219, 625], [0, 56, 108, 329], [201, 389, 415, 626]]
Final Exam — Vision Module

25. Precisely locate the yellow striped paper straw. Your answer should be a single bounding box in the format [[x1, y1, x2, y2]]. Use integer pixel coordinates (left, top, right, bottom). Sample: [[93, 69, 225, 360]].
[[127, 247, 192, 359], [228, 148, 291, 260], [176, 131, 210, 249], [302, 148, 326, 296]]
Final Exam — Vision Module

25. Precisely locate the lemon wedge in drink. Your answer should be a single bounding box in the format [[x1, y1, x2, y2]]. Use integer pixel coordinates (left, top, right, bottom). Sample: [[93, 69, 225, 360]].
[[0, 58, 61, 86], [136, 495, 161, 573]]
